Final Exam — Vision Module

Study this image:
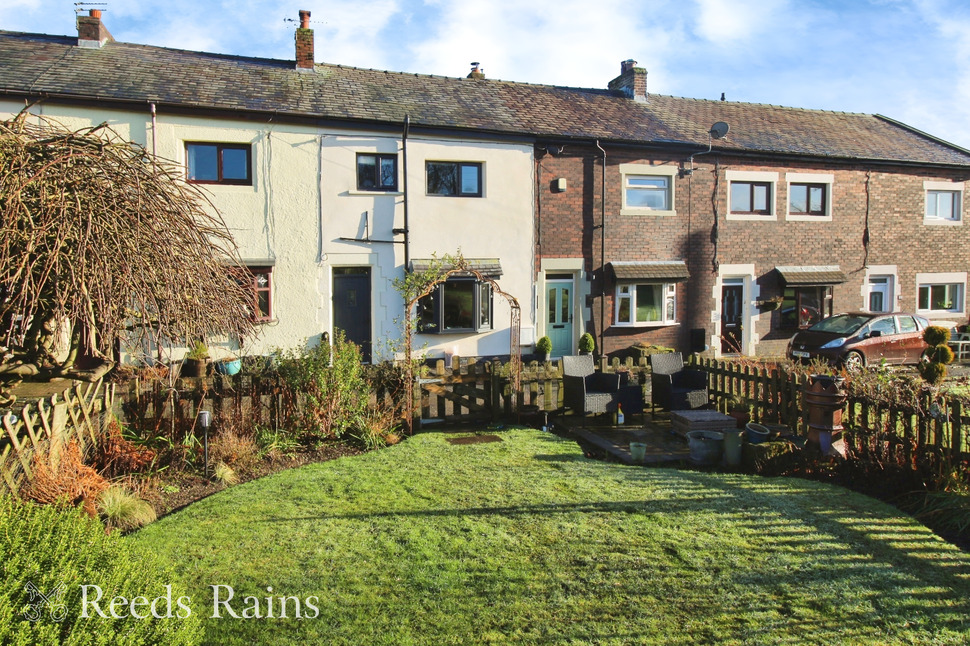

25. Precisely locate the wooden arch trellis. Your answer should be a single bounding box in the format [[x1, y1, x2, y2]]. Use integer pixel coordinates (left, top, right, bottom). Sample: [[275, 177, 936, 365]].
[[401, 258, 521, 435]]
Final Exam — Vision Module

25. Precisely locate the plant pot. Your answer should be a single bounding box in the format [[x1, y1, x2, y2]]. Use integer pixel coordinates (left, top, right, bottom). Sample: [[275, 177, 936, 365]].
[[215, 358, 242, 375], [686, 430, 724, 466], [746, 422, 771, 444], [722, 429, 744, 468], [180, 358, 208, 378], [629, 442, 647, 463], [728, 409, 750, 429]]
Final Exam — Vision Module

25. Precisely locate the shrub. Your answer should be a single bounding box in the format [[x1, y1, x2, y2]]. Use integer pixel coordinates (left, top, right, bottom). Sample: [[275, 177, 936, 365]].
[[352, 404, 403, 451], [0, 497, 202, 645], [97, 485, 157, 533], [923, 325, 951, 347], [253, 426, 301, 460], [919, 325, 954, 385], [208, 429, 259, 473], [578, 332, 595, 353], [535, 336, 552, 355], [212, 462, 239, 487], [93, 419, 157, 479], [21, 441, 109, 518], [276, 331, 368, 440]]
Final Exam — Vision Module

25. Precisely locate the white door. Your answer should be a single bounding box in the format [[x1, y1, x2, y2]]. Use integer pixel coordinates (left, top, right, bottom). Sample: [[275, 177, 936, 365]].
[[867, 275, 893, 313]]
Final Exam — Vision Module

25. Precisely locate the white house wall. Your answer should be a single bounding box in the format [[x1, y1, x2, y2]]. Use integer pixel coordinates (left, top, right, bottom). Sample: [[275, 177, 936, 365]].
[[320, 134, 536, 361], [1, 101, 537, 362]]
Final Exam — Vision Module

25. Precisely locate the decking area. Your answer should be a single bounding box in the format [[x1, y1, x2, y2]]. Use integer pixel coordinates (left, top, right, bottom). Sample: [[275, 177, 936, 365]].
[[552, 412, 692, 465]]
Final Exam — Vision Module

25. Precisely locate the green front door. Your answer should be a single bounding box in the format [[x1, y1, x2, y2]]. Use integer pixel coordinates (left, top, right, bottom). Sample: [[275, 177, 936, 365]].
[[547, 279, 573, 357]]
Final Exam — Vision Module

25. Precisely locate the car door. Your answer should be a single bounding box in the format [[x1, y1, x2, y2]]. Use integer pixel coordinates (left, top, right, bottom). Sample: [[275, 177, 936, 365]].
[[863, 315, 899, 363], [894, 314, 926, 364]]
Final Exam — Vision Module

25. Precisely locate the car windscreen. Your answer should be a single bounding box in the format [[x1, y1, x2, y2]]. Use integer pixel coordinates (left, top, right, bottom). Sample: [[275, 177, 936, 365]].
[[807, 314, 871, 335]]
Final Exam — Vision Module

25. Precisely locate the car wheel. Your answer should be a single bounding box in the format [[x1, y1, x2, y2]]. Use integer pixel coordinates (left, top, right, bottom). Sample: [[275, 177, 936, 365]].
[[843, 351, 865, 371]]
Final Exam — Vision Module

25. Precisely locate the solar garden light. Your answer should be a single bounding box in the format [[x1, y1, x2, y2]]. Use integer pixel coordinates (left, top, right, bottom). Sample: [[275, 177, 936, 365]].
[[198, 410, 211, 478]]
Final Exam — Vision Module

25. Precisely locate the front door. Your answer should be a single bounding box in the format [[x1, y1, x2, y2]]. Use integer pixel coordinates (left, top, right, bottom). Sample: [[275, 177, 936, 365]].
[[867, 275, 893, 313], [546, 278, 573, 357], [721, 281, 744, 354], [333, 267, 372, 363]]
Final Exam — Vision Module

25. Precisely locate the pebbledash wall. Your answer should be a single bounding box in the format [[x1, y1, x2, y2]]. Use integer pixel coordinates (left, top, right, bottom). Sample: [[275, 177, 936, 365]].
[[535, 143, 970, 359], [0, 101, 536, 363]]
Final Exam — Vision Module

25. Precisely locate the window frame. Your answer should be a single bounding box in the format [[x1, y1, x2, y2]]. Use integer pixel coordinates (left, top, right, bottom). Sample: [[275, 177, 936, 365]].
[[619, 163, 677, 216], [778, 285, 833, 330], [356, 153, 398, 192], [726, 171, 778, 220], [614, 282, 678, 327], [924, 181, 964, 225], [786, 172, 834, 221], [426, 161, 483, 197], [185, 142, 252, 185], [417, 278, 493, 334], [242, 266, 273, 322]]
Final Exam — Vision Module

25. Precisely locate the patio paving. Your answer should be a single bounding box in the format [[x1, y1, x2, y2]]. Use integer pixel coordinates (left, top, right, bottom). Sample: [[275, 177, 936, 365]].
[[552, 411, 692, 465]]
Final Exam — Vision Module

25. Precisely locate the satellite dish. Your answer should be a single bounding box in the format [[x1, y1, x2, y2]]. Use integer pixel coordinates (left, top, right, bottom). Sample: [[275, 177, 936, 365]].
[[709, 121, 730, 140]]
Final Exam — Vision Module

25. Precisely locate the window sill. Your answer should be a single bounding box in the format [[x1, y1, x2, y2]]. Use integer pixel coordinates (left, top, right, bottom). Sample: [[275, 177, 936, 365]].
[[348, 189, 403, 197], [917, 311, 964, 317], [255, 318, 278, 325], [613, 322, 679, 328], [786, 214, 832, 222], [923, 218, 963, 226], [620, 208, 677, 217], [726, 213, 777, 221]]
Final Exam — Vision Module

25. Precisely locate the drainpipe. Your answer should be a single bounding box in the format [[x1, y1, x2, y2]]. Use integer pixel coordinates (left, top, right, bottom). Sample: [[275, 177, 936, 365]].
[[149, 102, 157, 157], [595, 140, 606, 356], [401, 116, 411, 272]]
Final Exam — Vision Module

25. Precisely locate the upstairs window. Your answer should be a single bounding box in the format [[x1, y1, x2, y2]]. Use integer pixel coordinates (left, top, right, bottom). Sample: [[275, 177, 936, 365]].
[[789, 183, 827, 216], [620, 164, 677, 216], [186, 143, 251, 185], [426, 162, 482, 197], [417, 279, 492, 333], [730, 181, 772, 215], [926, 190, 961, 222], [356, 153, 398, 191]]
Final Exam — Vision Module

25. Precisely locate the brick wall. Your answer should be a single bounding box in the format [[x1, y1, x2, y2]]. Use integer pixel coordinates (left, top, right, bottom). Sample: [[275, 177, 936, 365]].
[[536, 142, 970, 358]]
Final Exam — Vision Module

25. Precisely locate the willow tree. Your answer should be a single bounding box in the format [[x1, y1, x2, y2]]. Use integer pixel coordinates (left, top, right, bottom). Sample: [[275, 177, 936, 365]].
[[0, 111, 256, 401]]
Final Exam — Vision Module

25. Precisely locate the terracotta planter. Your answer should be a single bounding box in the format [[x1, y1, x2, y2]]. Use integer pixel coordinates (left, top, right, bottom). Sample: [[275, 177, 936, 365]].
[[180, 358, 208, 378]]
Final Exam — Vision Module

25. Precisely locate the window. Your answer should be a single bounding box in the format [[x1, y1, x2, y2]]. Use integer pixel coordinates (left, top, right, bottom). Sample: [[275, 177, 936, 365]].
[[789, 183, 827, 216], [924, 181, 964, 224], [779, 286, 832, 329], [926, 191, 961, 222], [918, 283, 963, 313], [241, 266, 272, 321], [727, 171, 777, 219], [615, 283, 677, 326], [186, 143, 251, 184], [731, 182, 771, 214], [417, 279, 492, 333], [786, 173, 833, 220], [619, 164, 677, 215], [426, 161, 482, 197], [356, 153, 398, 191]]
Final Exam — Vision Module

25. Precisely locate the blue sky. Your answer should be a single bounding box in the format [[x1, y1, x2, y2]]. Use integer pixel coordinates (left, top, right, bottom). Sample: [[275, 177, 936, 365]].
[[6, 0, 970, 149]]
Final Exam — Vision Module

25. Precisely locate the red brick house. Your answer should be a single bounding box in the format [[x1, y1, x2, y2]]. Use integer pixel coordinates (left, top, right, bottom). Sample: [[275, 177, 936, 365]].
[[534, 61, 970, 359]]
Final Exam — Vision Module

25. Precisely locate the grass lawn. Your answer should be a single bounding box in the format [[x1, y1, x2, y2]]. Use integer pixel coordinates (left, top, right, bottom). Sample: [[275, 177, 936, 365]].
[[131, 428, 970, 645]]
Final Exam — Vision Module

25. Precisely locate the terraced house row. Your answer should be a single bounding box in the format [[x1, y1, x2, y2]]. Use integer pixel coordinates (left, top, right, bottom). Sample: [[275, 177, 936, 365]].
[[3, 10, 969, 363]]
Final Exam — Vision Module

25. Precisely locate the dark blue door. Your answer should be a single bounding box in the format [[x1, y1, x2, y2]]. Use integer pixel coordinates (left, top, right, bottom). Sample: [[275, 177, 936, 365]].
[[333, 268, 372, 363]]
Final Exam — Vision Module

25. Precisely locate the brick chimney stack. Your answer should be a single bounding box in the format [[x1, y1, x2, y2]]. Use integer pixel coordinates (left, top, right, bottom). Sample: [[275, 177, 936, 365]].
[[608, 59, 647, 103], [295, 9, 314, 71], [76, 9, 113, 49]]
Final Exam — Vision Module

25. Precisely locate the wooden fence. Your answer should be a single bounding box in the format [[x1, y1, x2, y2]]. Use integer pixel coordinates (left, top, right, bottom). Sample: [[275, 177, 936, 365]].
[[0, 380, 114, 496], [694, 357, 970, 461]]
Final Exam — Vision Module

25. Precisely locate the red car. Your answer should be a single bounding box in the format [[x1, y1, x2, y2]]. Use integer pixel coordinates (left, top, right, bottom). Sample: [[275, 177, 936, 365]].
[[786, 312, 930, 369]]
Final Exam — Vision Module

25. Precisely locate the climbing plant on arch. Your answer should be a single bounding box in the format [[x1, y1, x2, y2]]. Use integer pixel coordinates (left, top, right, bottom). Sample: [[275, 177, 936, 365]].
[[393, 252, 522, 435]]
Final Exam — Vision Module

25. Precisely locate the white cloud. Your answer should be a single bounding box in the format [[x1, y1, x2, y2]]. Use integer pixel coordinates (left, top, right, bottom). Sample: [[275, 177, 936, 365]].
[[692, 0, 790, 45]]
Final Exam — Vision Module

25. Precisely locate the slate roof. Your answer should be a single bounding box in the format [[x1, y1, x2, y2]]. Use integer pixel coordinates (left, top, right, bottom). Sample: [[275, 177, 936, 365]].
[[2, 30, 970, 167], [775, 266, 848, 285], [609, 261, 690, 282]]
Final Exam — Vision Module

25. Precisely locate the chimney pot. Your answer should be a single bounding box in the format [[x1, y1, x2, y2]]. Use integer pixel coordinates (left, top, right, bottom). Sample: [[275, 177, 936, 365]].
[[467, 62, 485, 80], [89, 9, 101, 18], [620, 59, 637, 74], [299, 9, 310, 29]]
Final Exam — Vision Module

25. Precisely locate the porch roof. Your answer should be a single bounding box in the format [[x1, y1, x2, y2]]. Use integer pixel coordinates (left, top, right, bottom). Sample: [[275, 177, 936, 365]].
[[609, 261, 690, 282], [410, 258, 503, 278], [775, 265, 848, 285]]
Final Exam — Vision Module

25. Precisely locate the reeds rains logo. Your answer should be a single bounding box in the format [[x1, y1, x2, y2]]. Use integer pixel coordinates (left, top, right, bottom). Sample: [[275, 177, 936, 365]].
[[22, 581, 67, 622]]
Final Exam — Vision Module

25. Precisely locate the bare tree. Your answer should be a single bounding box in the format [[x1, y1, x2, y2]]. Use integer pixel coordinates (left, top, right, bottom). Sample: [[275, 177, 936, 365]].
[[0, 111, 256, 402]]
